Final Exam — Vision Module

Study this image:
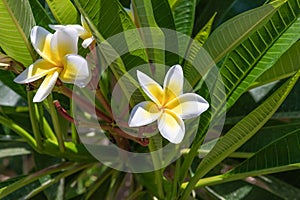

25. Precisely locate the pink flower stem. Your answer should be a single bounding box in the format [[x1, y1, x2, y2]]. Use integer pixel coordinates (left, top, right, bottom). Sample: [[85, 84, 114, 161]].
[[53, 100, 77, 125], [95, 89, 113, 118]]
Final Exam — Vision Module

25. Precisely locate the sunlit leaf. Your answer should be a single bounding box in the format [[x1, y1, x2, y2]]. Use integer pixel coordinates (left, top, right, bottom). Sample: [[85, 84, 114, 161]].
[[0, 0, 36, 66], [45, 0, 78, 24], [253, 40, 300, 87], [225, 15, 300, 109], [203, 0, 286, 64], [181, 71, 300, 198]]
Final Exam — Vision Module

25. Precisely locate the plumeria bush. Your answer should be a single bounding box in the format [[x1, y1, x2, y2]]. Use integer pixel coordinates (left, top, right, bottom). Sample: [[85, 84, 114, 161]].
[[0, 0, 300, 199]]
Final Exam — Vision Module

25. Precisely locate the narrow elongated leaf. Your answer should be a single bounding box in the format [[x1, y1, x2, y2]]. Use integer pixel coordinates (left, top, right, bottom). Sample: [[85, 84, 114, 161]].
[[77, 0, 148, 69], [206, 175, 300, 200], [172, 0, 196, 36], [185, 0, 288, 87], [226, 15, 300, 109], [151, 0, 175, 30], [253, 40, 300, 87], [132, 0, 178, 66], [28, 0, 53, 28], [132, 0, 165, 65], [203, 0, 286, 64], [199, 122, 300, 158], [221, 128, 300, 186], [172, 0, 196, 65], [212, 0, 300, 116], [151, 0, 178, 66], [203, 74, 299, 175], [179, 1, 295, 184], [181, 71, 300, 199], [45, 0, 78, 24], [183, 13, 216, 85], [194, 13, 216, 46], [0, 0, 36, 66], [207, 181, 278, 200], [168, 0, 178, 8], [0, 163, 90, 199], [237, 122, 300, 153], [24, 164, 90, 199]]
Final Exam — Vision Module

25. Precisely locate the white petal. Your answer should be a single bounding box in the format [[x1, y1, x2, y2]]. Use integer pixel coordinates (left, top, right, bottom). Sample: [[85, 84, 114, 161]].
[[60, 54, 91, 88], [50, 27, 78, 60], [163, 64, 183, 97], [33, 71, 59, 102], [49, 24, 86, 35], [137, 70, 164, 105], [157, 110, 185, 144], [128, 101, 161, 127], [82, 37, 94, 48], [30, 26, 57, 65], [14, 59, 57, 84], [166, 93, 209, 119], [48, 24, 66, 31]]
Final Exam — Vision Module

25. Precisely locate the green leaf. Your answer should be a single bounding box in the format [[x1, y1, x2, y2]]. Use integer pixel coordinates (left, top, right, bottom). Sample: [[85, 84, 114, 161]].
[[133, 0, 175, 29], [134, 172, 163, 198], [211, 0, 300, 116], [172, 0, 196, 64], [175, 0, 294, 179], [151, 0, 175, 30], [185, 0, 288, 88], [203, 0, 287, 64], [45, 0, 78, 24], [198, 128, 300, 191], [198, 122, 300, 159], [0, 70, 26, 100], [226, 15, 300, 109], [76, 0, 148, 69], [24, 163, 91, 199], [29, 0, 53, 28], [183, 13, 216, 85], [255, 175, 300, 199], [172, 0, 196, 36], [237, 122, 300, 154], [226, 127, 300, 176], [0, 147, 30, 158], [132, 0, 165, 65], [194, 13, 216, 46], [168, 0, 178, 8], [253, 40, 300, 87], [206, 175, 300, 200], [207, 180, 281, 200], [0, 162, 74, 199], [0, 0, 36, 66], [181, 71, 300, 199], [132, 0, 178, 65]]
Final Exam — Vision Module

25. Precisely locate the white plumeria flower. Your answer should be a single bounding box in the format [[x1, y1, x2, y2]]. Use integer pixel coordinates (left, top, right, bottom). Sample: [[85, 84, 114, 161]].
[[14, 26, 90, 102], [128, 65, 209, 144], [50, 15, 95, 48]]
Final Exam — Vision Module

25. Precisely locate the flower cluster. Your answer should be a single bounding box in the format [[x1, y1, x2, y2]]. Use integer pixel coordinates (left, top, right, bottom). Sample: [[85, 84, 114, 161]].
[[13, 16, 209, 144], [14, 16, 93, 102]]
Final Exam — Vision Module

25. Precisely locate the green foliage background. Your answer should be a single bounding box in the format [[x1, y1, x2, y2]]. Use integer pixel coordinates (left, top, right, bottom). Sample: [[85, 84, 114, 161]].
[[0, 0, 299, 199]]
